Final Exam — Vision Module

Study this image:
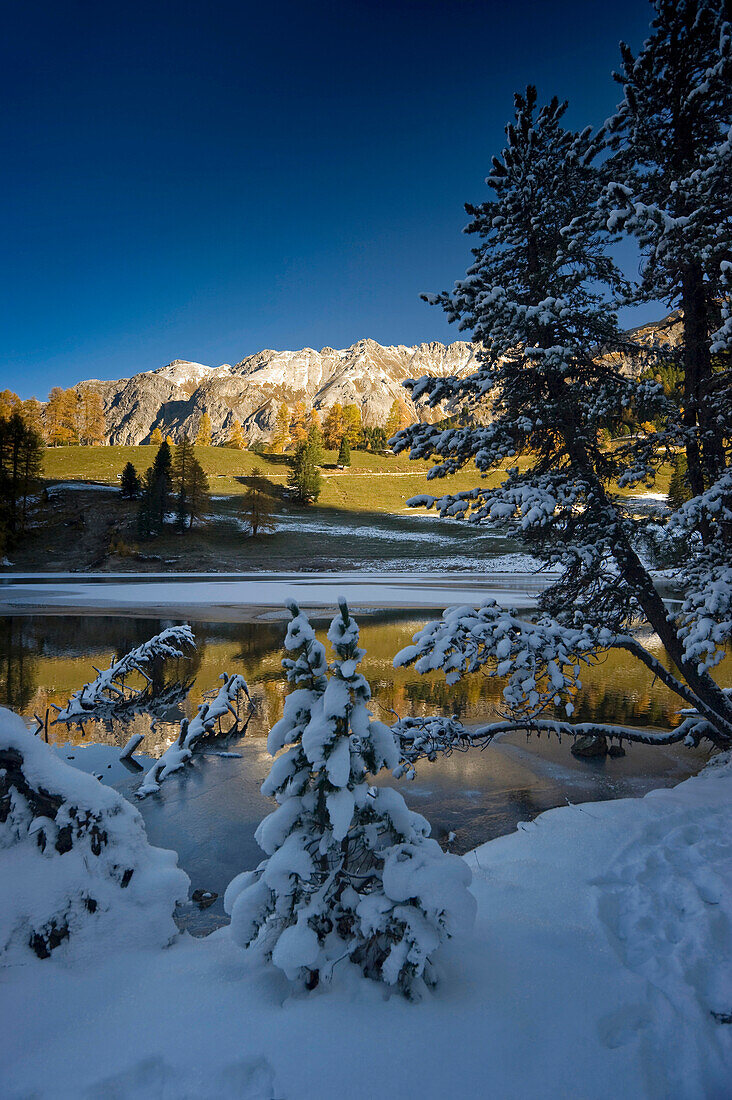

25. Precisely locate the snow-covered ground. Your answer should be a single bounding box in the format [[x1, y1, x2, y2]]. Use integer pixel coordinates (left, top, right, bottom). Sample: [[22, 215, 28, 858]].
[[3, 727, 730, 1098], [0, 569, 555, 618]]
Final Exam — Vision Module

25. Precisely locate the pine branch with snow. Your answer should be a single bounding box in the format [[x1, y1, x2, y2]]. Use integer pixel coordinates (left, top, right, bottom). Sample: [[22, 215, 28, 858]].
[[225, 599, 475, 998], [390, 80, 732, 750]]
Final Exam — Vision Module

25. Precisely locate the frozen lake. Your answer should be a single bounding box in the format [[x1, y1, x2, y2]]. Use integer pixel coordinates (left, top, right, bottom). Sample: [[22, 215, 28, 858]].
[[2, 608, 723, 933], [0, 569, 555, 618]]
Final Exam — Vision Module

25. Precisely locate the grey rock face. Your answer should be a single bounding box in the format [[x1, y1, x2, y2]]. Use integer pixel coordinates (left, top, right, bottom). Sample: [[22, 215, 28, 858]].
[[74, 313, 681, 445], [76, 341, 480, 445]]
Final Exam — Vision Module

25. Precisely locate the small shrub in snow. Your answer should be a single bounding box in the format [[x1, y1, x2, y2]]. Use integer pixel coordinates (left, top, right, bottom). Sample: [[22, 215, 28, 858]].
[[0, 708, 188, 962], [225, 599, 475, 998]]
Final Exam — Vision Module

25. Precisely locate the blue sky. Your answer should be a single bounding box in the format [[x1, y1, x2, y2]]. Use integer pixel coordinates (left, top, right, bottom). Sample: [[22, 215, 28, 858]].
[[2, 0, 658, 399]]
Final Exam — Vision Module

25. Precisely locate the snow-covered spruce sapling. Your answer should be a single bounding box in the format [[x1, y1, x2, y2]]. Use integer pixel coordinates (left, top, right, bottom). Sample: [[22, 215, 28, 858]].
[[391, 84, 732, 753], [225, 599, 475, 997]]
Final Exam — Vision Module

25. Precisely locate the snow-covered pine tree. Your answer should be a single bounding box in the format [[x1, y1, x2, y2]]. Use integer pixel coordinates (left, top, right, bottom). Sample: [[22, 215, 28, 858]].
[[225, 599, 475, 997], [602, 0, 732, 500], [391, 86, 732, 751]]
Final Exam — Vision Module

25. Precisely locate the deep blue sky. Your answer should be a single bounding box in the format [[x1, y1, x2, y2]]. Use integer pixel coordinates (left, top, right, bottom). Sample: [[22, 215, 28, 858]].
[[2, 0, 658, 399]]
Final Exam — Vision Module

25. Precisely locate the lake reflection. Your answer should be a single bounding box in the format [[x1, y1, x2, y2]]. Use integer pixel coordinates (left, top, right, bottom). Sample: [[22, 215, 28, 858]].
[[0, 611, 726, 930], [0, 612, 718, 749]]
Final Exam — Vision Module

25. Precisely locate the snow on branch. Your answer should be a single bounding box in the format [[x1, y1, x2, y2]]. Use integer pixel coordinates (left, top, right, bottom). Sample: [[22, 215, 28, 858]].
[[394, 598, 609, 719], [137, 673, 253, 797], [52, 625, 196, 725], [390, 713, 715, 772], [391, 595, 732, 761]]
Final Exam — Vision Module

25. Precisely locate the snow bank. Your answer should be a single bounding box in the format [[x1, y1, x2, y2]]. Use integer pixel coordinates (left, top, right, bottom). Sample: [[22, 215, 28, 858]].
[[0, 708, 189, 962], [2, 734, 730, 1097]]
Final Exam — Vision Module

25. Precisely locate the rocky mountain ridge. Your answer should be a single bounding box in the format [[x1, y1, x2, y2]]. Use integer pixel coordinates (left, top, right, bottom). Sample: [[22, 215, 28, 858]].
[[79, 339, 481, 445], [76, 313, 682, 446]]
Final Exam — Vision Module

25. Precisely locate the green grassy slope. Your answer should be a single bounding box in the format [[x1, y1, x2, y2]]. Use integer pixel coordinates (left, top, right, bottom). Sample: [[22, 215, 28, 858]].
[[42, 444, 672, 514]]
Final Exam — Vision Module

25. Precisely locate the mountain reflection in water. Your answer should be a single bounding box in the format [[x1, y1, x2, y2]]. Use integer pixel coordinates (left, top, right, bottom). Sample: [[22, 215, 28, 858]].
[[1, 612, 726, 930]]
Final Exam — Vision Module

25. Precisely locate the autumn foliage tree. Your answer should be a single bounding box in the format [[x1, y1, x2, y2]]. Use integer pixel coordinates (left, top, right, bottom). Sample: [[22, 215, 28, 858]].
[[323, 403, 345, 448], [196, 412, 212, 447]]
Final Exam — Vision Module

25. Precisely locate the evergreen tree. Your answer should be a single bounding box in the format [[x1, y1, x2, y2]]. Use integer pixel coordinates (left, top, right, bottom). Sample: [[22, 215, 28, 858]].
[[602, 0, 732, 498], [196, 411, 213, 447], [668, 453, 692, 510], [171, 438, 209, 529], [120, 462, 141, 499], [187, 457, 210, 528], [241, 466, 277, 536], [393, 85, 732, 751], [287, 441, 322, 505], [364, 425, 387, 452], [306, 418, 324, 464], [150, 426, 164, 446], [0, 413, 44, 540], [151, 440, 173, 527], [337, 436, 351, 467], [225, 599, 475, 996], [136, 467, 163, 540]]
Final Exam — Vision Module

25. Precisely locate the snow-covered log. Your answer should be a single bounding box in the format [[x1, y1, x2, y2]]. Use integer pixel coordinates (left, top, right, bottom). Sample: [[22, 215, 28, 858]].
[[137, 673, 252, 797], [52, 625, 196, 725], [119, 733, 145, 760], [0, 707, 189, 962]]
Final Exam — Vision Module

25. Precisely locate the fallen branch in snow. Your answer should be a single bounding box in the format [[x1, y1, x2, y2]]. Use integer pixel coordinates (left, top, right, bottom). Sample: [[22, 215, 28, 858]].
[[48, 626, 196, 728], [119, 733, 145, 760], [391, 713, 712, 775], [137, 673, 253, 797]]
